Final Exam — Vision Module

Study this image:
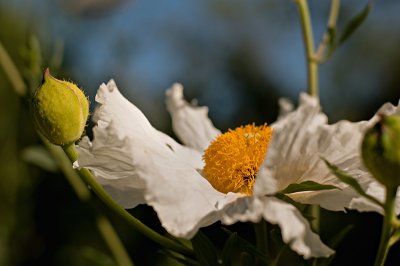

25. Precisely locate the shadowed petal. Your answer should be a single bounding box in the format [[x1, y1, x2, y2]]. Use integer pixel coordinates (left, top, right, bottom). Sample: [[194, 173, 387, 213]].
[[221, 196, 334, 259]]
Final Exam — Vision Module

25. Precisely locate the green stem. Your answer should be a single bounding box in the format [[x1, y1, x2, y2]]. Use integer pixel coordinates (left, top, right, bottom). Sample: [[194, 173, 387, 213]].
[[62, 144, 194, 258], [374, 187, 398, 266], [295, 0, 318, 96], [327, 0, 341, 30], [44, 141, 91, 201]]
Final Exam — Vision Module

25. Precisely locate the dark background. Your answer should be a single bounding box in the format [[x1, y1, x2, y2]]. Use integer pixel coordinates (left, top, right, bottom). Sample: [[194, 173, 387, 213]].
[[0, 0, 399, 265]]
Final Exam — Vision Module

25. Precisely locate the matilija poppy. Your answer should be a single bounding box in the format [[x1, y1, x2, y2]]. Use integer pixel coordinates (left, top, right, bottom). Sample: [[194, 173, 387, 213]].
[[74, 80, 395, 259]]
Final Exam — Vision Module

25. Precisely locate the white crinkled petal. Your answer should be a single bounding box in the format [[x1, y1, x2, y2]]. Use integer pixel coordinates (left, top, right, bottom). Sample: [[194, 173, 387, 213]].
[[255, 93, 328, 195], [277, 97, 294, 119], [165, 83, 221, 151], [349, 181, 400, 215], [221, 196, 334, 259], [76, 80, 227, 238], [368, 100, 399, 126]]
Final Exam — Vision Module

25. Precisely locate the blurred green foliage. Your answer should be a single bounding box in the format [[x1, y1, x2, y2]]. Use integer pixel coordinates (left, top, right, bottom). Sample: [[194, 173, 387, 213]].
[[0, 1, 400, 266]]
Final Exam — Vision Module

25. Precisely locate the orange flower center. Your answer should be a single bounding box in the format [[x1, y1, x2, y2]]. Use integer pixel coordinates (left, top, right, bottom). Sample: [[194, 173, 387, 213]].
[[203, 124, 272, 195]]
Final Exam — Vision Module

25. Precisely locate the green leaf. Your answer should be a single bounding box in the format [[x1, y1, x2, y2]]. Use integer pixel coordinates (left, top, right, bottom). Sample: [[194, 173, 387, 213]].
[[279, 181, 339, 194], [322, 158, 383, 208], [191, 231, 220, 266], [338, 2, 372, 45], [275, 193, 308, 213], [221, 231, 269, 266], [221, 232, 238, 266]]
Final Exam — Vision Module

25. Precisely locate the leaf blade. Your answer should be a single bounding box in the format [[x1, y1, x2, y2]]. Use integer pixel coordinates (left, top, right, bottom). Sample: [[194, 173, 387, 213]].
[[338, 2, 372, 45], [279, 181, 339, 194]]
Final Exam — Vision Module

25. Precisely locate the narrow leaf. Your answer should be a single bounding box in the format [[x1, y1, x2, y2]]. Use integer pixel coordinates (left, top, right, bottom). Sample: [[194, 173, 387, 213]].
[[221, 231, 269, 266], [322, 158, 383, 208], [338, 3, 372, 45], [279, 181, 339, 194], [191, 231, 219, 266]]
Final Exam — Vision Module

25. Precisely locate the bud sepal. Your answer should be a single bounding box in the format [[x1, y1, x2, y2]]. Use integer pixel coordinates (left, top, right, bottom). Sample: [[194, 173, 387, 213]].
[[362, 115, 400, 189]]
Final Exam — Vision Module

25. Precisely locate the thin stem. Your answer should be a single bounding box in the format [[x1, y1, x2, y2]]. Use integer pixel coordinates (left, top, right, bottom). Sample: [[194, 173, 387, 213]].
[[44, 141, 91, 201], [315, 0, 341, 62], [327, 0, 341, 29], [62, 144, 194, 258], [0, 41, 27, 96], [294, 0, 318, 96], [374, 187, 398, 266]]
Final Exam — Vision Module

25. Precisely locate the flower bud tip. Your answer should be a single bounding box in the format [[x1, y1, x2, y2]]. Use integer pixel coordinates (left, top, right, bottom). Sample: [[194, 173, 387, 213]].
[[32, 68, 89, 146]]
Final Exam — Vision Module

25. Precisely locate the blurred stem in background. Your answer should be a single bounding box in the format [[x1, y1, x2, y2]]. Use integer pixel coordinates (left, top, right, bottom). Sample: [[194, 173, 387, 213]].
[[294, 0, 341, 236], [0, 75, 25, 266], [0, 42, 27, 96], [294, 0, 318, 97], [294, 0, 320, 237]]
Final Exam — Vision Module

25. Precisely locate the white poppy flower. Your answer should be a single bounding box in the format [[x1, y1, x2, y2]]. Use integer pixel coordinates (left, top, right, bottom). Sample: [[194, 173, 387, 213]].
[[75, 80, 340, 259]]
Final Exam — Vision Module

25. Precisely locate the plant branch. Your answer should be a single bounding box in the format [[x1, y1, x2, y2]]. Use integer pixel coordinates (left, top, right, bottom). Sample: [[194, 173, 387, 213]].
[[315, 0, 341, 63]]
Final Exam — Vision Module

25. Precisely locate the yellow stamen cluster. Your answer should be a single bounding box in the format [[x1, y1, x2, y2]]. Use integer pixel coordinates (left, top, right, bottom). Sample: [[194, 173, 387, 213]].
[[203, 124, 272, 195]]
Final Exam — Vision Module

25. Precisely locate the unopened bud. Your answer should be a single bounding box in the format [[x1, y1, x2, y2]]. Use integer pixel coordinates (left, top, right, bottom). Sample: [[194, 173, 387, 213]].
[[362, 115, 400, 188], [32, 68, 89, 146]]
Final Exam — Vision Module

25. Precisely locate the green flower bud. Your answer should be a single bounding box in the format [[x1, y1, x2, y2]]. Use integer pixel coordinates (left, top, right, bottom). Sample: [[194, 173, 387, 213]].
[[32, 68, 89, 146], [362, 115, 400, 189]]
